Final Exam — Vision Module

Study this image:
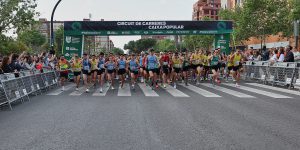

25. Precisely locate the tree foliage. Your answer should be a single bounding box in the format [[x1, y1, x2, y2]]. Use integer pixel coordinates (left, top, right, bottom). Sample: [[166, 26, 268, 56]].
[[124, 39, 157, 53], [219, 0, 298, 46], [0, 0, 38, 35], [111, 47, 124, 55], [18, 28, 46, 52], [154, 39, 176, 52]]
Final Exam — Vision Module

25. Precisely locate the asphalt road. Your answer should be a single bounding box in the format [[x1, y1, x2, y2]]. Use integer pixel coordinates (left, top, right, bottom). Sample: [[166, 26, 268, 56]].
[[1, 81, 300, 150]]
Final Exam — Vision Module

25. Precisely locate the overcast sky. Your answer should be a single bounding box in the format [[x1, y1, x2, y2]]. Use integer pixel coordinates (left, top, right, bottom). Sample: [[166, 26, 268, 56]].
[[36, 0, 197, 48]]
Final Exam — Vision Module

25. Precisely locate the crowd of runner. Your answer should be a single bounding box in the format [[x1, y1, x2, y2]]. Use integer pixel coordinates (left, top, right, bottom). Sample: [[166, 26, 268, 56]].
[[56, 48, 244, 93]]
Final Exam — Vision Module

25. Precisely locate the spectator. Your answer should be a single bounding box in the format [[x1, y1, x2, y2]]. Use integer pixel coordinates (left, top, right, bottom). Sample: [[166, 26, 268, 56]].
[[253, 51, 262, 61], [269, 49, 278, 64], [9, 53, 23, 77], [262, 48, 270, 61], [278, 47, 285, 62], [21, 55, 36, 70], [284, 46, 294, 62], [293, 47, 300, 62], [0, 56, 13, 73]]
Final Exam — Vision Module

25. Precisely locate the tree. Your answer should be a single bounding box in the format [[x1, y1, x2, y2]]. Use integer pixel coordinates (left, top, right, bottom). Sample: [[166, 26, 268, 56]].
[[154, 39, 176, 52], [0, 0, 38, 35], [55, 26, 64, 55], [18, 29, 46, 52], [112, 47, 124, 55], [124, 39, 157, 54]]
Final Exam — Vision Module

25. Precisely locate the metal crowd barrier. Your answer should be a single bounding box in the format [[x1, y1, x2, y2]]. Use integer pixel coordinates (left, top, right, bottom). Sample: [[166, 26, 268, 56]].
[[243, 61, 300, 90], [0, 70, 59, 110]]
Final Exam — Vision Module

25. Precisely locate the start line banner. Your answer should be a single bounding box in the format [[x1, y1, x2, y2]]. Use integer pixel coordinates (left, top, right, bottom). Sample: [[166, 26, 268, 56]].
[[64, 21, 233, 36]]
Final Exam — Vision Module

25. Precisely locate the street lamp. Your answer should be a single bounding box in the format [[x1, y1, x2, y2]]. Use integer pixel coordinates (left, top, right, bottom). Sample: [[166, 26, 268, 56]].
[[50, 0, 62, 54]]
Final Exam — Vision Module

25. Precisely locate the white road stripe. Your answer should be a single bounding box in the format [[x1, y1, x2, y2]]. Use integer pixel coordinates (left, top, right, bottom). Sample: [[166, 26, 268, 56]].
[[202, 83, 255, 98], [47, 84, 75, 95], [160, 85, 189, 97], [69, 87, 86, 96], [179, 83, 221, 98], [117, 83, 131, 96], [138, 83, 159, 97], [223, 83, 292, 99], [92, 86, 110, 96], [246, 83, 300, 96]]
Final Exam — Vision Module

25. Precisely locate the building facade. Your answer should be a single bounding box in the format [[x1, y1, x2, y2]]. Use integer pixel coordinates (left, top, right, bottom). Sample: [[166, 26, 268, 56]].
[[221, 0, 243, 9], [38, 18, 115, 54], [192, 0, 221, 21], [38, 18, 64, 41]]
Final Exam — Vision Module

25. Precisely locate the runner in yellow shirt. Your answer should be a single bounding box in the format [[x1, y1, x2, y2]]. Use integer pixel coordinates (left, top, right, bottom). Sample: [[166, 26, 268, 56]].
[[230, 49, 243, 87]]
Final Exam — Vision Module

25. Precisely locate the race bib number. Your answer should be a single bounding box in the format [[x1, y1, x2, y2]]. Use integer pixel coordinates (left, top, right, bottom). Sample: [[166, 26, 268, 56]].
[[84, 66, 90, 71], [100, 64, 104, 68], [163, 62, 168, 65], [108, 65, 114, 70], [235, 61, 240, 66], [174, 64, 182, 68], [212, 61, 218, 66], [130, 65, 136, 70]]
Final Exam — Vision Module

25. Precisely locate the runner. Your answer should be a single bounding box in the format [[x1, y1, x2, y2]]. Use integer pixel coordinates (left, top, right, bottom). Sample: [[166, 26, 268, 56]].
[[203, 51, 210, 81], [97, 52, 106, 93], [231, 49, 243, 87], [139, 52, 145, 83], [182, 53, 190, 86], [58, 56, 70, 91], [129, 54, 139, 89], [190, 50, 200, 84], [82, 53, 92, 93], [154, 52, 161, 88], [226, 50, 235, 81], [143, 52, 149, 85], [71, 55, 82, 91], [160, 52, 171, 88], [105, 56, 116, 90], [90, 55, 98, 86], [208, 50, 221, 85], [117, 54, 127, 88], [171, 52, 182, 89], [145, 49, 158, 89]]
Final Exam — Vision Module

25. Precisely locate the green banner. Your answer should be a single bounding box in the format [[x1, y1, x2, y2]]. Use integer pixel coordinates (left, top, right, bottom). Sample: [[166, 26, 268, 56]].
[[64, 30, 232, 36], [215, 34, 230, 55], [62, 35, 82, 60]]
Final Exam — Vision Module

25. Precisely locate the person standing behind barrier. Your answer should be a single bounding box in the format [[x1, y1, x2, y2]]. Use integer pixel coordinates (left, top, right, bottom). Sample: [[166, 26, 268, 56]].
[[293, 47, 300, 62], [9, 53, 23, 77], [72, 55, 82, 91], [58, 56, 70, 91], [230, 49, 243, 87], [284, 46, 294, 62], [278, 47, 285, 62], [0, 56, 12, 73]]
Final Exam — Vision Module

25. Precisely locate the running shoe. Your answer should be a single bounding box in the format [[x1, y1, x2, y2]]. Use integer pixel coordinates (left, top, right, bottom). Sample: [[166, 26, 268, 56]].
[[86, 89, 89, 93], [111, 86, 115, 90], [100, 88, 103, 93], [174, 83, 177, 89], [235, 83, 240, 87], [163, 84, 167, 88], [61, 86, 65, 91], [156, 84, 159, 89], [141, 78, 144, 83], [75, 88, 79, 91], [196, 82, 200, 85], [132, 84, 135, 90]]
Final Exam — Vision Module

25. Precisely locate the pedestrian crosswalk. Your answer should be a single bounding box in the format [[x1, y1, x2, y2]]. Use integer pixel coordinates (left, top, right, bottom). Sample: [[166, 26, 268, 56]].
[[46, 82, 299, 99]]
